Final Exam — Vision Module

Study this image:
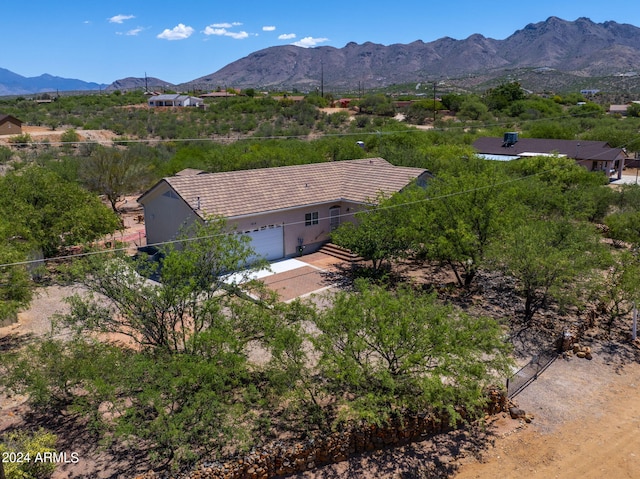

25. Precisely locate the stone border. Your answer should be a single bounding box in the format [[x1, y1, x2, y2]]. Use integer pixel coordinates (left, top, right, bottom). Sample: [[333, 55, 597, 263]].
[[136, 389, 506, 479]]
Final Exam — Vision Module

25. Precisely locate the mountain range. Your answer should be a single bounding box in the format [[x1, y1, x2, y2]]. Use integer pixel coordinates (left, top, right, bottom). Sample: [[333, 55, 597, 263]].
[[2, 17, 640, 95], [0, 68, 107, 96], [187, 17, 640, 91]]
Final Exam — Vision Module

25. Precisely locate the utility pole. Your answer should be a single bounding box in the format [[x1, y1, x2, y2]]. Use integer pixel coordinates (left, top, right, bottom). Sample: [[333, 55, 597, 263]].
[[320, 60, 324, 98], [433, 81, 437, 123]]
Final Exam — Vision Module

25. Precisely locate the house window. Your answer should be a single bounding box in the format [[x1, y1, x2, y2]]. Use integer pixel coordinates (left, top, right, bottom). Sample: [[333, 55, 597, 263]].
[[305, 212, 319, 226]]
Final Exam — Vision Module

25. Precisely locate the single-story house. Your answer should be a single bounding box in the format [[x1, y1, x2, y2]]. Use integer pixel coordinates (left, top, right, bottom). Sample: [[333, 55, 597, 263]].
[[200, 91, 237, 98], [272, 95, 305, 103], [0, 114, 22, 135], [147, 94, 204, 107], [609, 101, 640, 116], [609, 104, 630, 116], [138, 158, 430, 260], [473, 133, 626, 179]]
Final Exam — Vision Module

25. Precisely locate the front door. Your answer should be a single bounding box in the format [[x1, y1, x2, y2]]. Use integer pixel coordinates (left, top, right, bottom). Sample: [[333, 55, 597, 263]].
[[330, 207, 340, 231]]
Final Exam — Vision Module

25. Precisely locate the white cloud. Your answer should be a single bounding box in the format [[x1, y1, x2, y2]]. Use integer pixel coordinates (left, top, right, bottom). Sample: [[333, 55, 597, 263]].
[[157, 23, 194, 40], [293, 36, 329, 48], [125, 27, 144, 36], [278, 33, 296, 40], [263, 26, 276, 32], [203, 24, 249, 39], [109, 14, 135, 24], [209, 22, 242, 28], [227, 30, 249, 39]]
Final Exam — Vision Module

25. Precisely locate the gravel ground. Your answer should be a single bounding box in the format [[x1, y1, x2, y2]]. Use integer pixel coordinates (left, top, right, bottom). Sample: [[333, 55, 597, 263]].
[[9, 284, 82, 339]]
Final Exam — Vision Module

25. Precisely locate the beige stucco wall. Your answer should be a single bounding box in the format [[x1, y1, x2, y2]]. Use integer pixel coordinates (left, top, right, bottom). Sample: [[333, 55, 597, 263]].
[[141, 183, 202, 246], [141, 180, 368, 257], [0, 120, 21, 135], [229, 200, 365, 257]]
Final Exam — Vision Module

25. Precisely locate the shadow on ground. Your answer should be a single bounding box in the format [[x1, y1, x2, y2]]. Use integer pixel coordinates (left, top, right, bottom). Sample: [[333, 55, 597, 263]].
[[291, 423, 496, 479]]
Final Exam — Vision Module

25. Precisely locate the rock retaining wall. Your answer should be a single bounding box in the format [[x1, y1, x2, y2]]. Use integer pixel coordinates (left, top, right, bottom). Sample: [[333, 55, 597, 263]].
[[136, 388, 507, 479]]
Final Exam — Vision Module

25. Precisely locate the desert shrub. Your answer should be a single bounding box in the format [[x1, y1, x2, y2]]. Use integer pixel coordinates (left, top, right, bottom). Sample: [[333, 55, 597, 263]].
[[0, 428, 58, 479]]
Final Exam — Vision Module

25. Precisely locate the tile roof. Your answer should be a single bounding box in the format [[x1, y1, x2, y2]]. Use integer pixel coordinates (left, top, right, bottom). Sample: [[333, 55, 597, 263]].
[[473, 137, 624, 162], [141, 158, 427, 219], [0, 114, 22, 125]]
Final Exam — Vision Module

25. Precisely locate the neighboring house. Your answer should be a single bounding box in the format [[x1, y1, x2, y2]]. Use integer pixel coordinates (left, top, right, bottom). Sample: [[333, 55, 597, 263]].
[[0, 114, 22, 135], [138, 158, 430, 260], [272, 95, 305, 102], [147, 94, 204, 107], [609, 104, 630, 116], [609, 101, 640, 116], [199, 91, 237, 98], [473, 133, 626, 180]]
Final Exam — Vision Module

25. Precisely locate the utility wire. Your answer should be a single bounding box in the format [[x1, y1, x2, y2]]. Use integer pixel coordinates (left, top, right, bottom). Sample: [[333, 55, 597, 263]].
[[0, 156, 601, 270], [0, 107, 634, 268], [3, 107, 628, 147]]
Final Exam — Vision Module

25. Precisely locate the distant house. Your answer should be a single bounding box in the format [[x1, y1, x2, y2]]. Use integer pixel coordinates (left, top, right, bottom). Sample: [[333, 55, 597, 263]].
[[147, 94, 204, 107], [609, 101, 640, 116], [199, 91, 236, 98], [138, 158, 430, 261], [0, 114, 22, 135], [473, 133, 626, 179], [272, 95, 305, 103], [609, 104, 630, 116]]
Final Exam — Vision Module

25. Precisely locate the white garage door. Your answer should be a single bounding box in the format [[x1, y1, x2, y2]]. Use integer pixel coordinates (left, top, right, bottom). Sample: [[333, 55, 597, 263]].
[[245, 225, 284, 261]]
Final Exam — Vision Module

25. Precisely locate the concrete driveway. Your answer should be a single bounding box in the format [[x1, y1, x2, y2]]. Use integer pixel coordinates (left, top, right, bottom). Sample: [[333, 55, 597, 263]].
[[252, 253, 351, 302]]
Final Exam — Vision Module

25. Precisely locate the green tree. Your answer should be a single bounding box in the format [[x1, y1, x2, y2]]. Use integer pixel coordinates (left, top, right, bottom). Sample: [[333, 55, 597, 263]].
[[627, 103, 640, 118], [568, 102, 604, 118], [593, 250, 640, 332], [0, 242, 33, 322], [483, 82, 526, 111], [330, 192, 414, 272], [457, 98, 490, 121], [312, 280, 512, 423], [0, 167, 121, 257], [604, 211, 640, 245], [491, 218, 602, 322], [417, 161, 510, 287], [61, 217, 267, 354], [79, 146, 152, 212], [404, 100, 442, 124], [358, 94, 395, 116]]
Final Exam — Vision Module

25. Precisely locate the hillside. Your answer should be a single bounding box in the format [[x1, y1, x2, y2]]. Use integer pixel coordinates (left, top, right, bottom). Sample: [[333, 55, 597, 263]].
[[3, 17, 640, 95], [0, 68, 106, 96], [182, 17, 640, 91]]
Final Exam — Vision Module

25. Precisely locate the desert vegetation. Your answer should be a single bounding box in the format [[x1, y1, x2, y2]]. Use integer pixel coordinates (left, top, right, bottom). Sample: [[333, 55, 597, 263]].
[[2, 85, 640, 477]]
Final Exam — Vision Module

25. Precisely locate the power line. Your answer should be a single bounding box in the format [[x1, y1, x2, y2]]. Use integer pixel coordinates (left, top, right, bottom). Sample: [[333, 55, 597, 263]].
[[0, 157, 590, 270], [1, 107, 627, 148]]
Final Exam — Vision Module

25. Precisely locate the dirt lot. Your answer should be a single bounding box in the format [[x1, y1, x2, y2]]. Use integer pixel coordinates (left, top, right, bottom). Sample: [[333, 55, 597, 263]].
[[3, 219, 640, 478], [288, 341, 640, 479], [455, 354, 640, 479], [0, 125, 117, 146]]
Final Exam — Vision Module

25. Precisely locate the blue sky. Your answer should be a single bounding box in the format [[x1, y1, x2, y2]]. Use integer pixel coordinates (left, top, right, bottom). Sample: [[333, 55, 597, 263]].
[[2, 0, 640, 85]]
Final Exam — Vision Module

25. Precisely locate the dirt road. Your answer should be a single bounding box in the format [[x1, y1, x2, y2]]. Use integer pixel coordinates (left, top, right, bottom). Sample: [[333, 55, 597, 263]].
[[455, 352, 640, 479]]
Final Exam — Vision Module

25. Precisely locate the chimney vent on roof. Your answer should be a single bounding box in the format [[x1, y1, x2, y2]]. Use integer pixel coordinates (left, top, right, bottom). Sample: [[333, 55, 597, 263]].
[[503, 132, 519, 147]]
